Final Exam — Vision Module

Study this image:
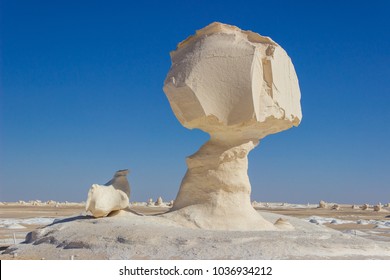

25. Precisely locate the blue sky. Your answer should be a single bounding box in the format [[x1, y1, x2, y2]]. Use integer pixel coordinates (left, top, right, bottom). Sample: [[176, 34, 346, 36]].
[[1, 0, 389, 204]]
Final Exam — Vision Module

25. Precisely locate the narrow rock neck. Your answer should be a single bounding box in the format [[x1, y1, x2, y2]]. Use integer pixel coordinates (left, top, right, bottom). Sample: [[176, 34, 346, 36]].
[[171, 135, 259, 211]]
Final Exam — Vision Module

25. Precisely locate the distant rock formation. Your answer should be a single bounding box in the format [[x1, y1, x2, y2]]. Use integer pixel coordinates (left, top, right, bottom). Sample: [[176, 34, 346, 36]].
[[163, 22, 301, 230], [147, 198, 154, 206], [361, 204, 369, 210], [85, 170, 130, 218], [318, 200, 327, 208], [331, 204, 340, 210], [373, 204, 382, 212], [155, 197, 163, 206]]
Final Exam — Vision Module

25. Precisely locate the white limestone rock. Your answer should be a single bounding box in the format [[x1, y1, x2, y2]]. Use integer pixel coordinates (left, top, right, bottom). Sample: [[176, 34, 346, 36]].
[[163, 22, 302, 230], [331, 204, 340, 210], [155, 197, 163, 206], [373, 204, 382, 212], [147, 198, 154, 206], [318, 200, 327, 208], [85, 170, 130, 218], [361, 204, 369, 210], [86, 185, 129, 218]]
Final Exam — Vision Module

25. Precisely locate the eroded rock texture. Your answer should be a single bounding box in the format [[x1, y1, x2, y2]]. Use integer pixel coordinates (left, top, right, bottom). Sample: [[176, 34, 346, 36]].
[[163, 22, 302, 230], [86, 170, 130, 218]]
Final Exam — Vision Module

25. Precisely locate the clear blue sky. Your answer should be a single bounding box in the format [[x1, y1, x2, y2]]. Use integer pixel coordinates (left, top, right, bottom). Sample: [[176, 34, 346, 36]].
[[1, 0, 389, 204]]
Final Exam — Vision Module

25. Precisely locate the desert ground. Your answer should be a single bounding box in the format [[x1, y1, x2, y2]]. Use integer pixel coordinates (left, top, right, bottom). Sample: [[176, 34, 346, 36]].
[[1, 201, 390, 260]]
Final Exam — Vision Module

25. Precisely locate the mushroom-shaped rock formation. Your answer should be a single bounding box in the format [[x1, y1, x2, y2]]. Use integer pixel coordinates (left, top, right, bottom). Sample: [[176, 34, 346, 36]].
[[86, 170, 130, 218], [163, 22, 302, 230]]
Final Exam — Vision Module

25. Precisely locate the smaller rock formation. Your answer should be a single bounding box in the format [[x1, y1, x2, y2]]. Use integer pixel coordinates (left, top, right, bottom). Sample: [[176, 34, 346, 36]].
[[86, 185, 129, 218], [155, 197, 163, 206], [147, 198, 154, 206], [318, 200, 327, 208], [361, 204, 369, 210], [373, 204, 382, 212], [352, 205, 359, 209], [104, 169, 130, 197], [85, 170, 130, 218], [46, 200, 56, 205], [331, 204, 340, 210]]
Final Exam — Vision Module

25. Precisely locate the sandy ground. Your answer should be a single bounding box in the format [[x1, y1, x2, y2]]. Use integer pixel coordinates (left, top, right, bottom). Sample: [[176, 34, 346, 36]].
[[1, 203, 389, 259]]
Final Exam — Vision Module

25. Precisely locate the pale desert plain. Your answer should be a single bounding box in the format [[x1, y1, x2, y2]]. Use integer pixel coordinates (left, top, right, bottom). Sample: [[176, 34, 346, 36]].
[[2, 22, 390, 260]]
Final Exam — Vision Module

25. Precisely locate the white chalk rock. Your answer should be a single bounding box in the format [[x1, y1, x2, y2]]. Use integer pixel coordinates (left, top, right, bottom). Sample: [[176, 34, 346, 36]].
[[86, 185, 129, 218], [147, 198, 154, 206], [373, 204, 382, 212], [361, 204, 369, 210], [318, 200, 327, 208], [155, 197, 163, 206], [331, 204, 340, 210], [163, 22, 302, 230]]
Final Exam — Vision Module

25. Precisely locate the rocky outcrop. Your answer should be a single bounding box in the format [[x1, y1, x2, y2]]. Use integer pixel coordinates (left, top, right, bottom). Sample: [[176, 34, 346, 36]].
[[331, 204, 340, 210], [85, 170, 130, 218], [163, 22, 302, 230], [373, 204, 382, 212], [361, 204, 369, 210], [86, 185, 129, 218], [318, 200, 327, 208], [155, 197, 163, 206], [147, 198, 154, 206]]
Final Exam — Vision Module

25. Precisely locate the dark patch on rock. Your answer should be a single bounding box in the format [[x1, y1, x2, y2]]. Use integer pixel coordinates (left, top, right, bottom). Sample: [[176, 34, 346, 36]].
[[25, 231, 40, 243], [63, 241, 91, 249], [116, 236, 137, 245], [2, 247, 17, 255], [33, 236, 58, 245], [0, 246, 10, 251]]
